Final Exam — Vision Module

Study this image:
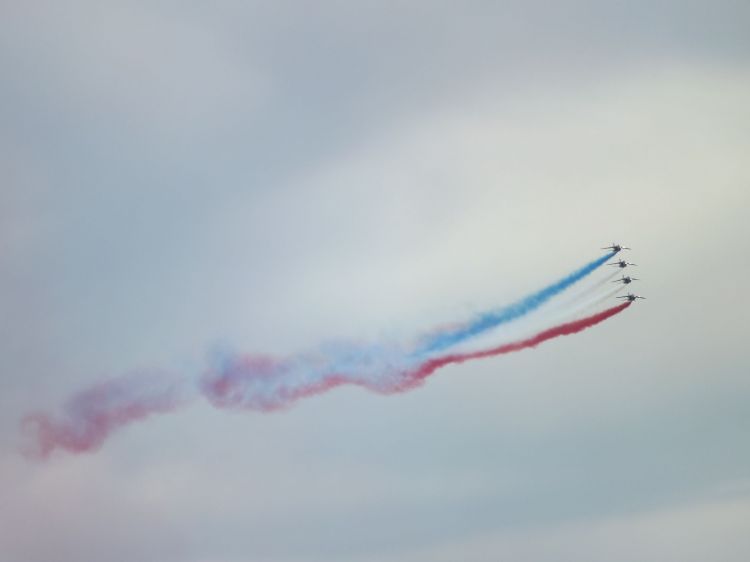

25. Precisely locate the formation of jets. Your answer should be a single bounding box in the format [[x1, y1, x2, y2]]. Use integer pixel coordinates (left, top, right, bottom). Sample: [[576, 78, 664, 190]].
[[604, 243, 645, 302]]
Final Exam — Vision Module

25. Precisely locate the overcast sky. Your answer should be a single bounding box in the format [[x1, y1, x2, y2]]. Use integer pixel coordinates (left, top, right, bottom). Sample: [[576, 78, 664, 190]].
[[2, 2, 750, 561]]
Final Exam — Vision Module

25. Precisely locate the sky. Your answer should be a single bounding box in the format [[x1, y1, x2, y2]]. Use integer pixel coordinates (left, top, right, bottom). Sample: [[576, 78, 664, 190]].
[[1, 1, 750, 560]]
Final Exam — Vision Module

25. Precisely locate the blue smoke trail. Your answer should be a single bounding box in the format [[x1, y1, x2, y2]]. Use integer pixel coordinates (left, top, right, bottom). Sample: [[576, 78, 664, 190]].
[[415, 252, 616, 355]]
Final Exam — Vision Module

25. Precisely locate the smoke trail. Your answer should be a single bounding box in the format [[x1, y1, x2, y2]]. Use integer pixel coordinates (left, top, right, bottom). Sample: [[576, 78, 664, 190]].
[[582, 269, 620, 295], [21, 251, 629, 458], [543, 269, 620, 317], [23, 302, 629, 457], [405, 301, 630, 385], [21, 372, 191, 459], [202, 303, 630, 411], [587, 286, 626, 309], [201, 345, 409, 411], [550, 284, 625, 325], [415, 252, 615, 354]]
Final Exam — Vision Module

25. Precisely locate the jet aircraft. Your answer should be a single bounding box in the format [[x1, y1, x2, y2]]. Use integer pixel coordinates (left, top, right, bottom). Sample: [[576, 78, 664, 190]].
[[617, 293, 646, 302], [613, 275, 638, 285], [602, 243, 630, 253], [609, 259, 637, 268]]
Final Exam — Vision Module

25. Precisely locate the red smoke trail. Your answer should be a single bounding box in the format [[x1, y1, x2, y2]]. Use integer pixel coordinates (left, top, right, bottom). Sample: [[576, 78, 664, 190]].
[[400, 301, 631, 388], [20, 372, 190, 459]]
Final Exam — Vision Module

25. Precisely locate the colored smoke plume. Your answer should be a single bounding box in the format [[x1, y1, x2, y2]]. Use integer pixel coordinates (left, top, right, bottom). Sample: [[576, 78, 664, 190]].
[[416, 252, 615, 354], [406, 301, 630, 384], [20, 259, 631, 458], [21, 372, 190, 459], [202, 302, 630, 411]]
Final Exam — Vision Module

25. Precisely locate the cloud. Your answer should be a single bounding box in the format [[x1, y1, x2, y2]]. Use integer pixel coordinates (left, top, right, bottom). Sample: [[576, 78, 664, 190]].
[[352, 496, 750, 562], [2, 3, 749, 560], [0, 2, 268, 139]]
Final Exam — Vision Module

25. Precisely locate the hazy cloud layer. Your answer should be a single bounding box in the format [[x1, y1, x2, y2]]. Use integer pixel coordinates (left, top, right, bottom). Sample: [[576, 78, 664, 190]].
[[1, 2, 749, 561]]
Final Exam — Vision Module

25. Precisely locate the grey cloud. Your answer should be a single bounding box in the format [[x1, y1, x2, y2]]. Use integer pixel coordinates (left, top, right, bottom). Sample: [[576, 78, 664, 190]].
[[1, 3, 750, 562]]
